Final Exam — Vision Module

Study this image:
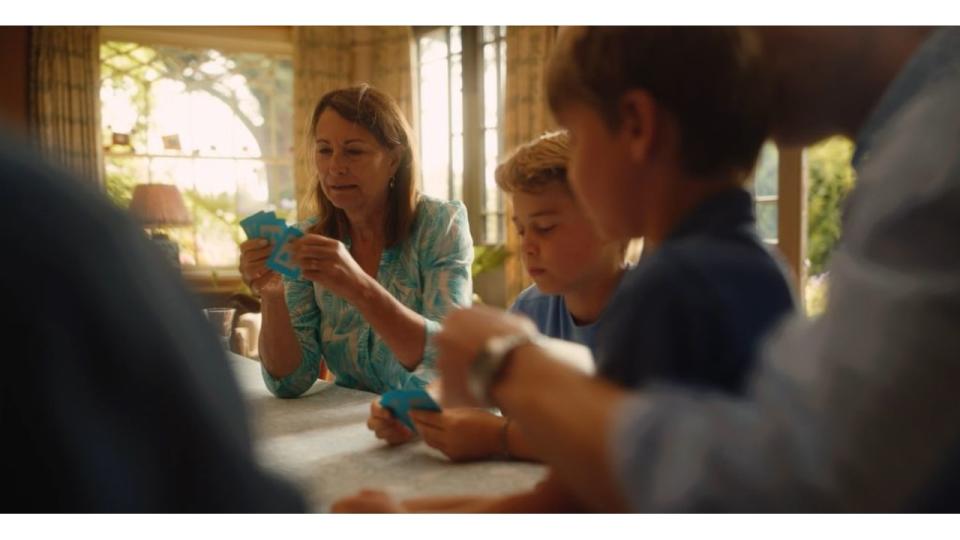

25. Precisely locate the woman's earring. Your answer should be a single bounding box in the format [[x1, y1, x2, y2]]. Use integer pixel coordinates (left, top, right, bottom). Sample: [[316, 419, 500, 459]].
[[389, 177, 395, 189]]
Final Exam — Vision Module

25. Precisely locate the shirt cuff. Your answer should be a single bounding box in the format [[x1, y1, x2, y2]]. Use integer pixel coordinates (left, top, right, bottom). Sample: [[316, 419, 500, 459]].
[[413, 316, 442, 382], [260, 353, 320, 398]]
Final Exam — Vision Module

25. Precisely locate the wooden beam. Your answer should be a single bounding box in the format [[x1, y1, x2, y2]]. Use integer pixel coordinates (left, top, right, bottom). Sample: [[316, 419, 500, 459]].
[[460, 26, 485, 244], [777, 146, 807, 298]]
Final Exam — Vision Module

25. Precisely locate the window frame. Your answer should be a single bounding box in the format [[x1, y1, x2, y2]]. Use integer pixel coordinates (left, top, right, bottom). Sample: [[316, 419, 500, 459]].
[[778, 147, 807, 295], [98, 29, 295, 277]]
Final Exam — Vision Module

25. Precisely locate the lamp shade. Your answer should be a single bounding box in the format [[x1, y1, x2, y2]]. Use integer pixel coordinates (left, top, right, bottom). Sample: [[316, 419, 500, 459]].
[[128, 184, 192, 228]]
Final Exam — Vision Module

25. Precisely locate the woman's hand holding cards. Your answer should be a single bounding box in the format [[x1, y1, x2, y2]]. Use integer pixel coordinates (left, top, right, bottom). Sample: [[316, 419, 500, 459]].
[[239, 238, 282, 298]]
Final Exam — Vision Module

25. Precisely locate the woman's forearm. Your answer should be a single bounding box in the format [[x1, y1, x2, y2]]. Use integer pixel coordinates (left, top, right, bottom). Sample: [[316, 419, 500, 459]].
[[258, 290, 306, 379], [352, 275, 428, 371]]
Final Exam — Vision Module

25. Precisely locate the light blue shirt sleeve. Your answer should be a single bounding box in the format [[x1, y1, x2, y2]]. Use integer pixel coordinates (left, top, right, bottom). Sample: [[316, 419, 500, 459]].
[[609, 28, 960, 511], [413, 200, 474, 383], [260, 225, 324, 398]]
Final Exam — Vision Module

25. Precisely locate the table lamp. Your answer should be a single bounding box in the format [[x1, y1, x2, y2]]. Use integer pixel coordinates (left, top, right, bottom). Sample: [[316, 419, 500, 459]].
[[128, 183, 192, 269]]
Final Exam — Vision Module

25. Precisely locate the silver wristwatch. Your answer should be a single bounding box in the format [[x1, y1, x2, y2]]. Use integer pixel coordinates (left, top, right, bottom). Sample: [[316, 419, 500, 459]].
[[467, 332, 540, 405]]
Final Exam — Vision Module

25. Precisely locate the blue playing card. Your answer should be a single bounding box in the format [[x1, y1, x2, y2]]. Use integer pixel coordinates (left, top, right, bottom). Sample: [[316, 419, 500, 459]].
[[380, 389, 442, 431], [239, 211, 266, 240], [241, 211, 290, 247], [258, 219, 287, 247], [266, 226, 304, 279]]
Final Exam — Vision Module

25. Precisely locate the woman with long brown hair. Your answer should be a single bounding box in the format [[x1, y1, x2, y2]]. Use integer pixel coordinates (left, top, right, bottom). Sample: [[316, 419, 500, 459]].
[[239, 84, 472, 397]]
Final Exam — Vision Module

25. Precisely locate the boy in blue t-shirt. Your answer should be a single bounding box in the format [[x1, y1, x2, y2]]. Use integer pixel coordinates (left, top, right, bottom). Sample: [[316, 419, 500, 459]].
[[504, 132, 634, 357], [367, 131, 632, 462]]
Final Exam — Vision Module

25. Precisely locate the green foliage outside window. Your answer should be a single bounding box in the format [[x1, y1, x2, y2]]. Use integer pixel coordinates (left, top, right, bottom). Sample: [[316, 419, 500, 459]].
[[804, 136, 857, 316]]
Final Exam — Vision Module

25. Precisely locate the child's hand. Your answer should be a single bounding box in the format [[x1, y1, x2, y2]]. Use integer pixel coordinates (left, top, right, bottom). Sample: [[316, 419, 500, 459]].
[[331, 489, 406, 513], [410, 408, 506, 462], [434, 305, 539, 407], [367, 399, 415, 445]]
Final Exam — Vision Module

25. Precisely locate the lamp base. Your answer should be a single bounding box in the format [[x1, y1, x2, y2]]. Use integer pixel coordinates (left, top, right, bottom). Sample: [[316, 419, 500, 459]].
[[150, 232, 181, 270]]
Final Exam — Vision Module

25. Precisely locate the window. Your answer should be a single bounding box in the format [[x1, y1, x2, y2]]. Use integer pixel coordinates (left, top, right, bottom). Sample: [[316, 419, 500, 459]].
[[480, 26, 508, 244], [416, 26, 507, 244], [746, 138, 858, 317], [99, 40, 294, 268], [750, 141, 780, 245]]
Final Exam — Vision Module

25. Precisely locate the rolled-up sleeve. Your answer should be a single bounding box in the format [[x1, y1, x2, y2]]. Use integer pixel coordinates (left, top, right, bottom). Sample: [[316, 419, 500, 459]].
[[260, 271, 323, 398]]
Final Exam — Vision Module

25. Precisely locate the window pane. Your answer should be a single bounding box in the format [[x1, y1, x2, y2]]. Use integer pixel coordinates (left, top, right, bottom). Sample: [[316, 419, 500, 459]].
[[104, 156, 148, 207], [479, 30, 506, 243], [485, 214, 501, 245], [187, 160, 241, 268], [264, 163, 296, 223], [753, 141, 779, 197], [165, 227, 197, 267], [418, 30, 449, 63], [149, 157, 194, 193], [483, 26, 496, 43], [273, 59, 295, 157], [193, 158, 237, 198], [234, 160, 295, 225], [499, 39, 507, 118], [100, 74, 140, 140], [756, 201, 778, 242], [188, 188, 242, 268], [483, 43, 500, 129], [484, 127, 501, 244], [451, 133, 464, 201], [418, 33, 451, 200], [484, 128, 499, 198], [236, 159, 270, 215], [450, 26, 462, 55], [450, 55, 463, 135], [749, 140, 779, 243]]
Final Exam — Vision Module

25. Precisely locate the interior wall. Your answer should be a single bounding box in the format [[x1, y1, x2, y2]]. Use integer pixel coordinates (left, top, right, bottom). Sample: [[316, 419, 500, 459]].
[[0, 27, 31, 137]]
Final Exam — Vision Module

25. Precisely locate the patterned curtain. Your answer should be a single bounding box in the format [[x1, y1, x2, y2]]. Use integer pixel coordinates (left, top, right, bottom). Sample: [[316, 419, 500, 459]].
[[292, 27, 351, 212], [29, 26, 104, 189], [351, 27, 415, 127], [502, 26, 558, 304], [292, 26, 415, 215]]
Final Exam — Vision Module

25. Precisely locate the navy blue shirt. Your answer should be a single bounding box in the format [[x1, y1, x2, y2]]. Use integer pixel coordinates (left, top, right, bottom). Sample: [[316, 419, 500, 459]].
[[596, 188, 795, 394]]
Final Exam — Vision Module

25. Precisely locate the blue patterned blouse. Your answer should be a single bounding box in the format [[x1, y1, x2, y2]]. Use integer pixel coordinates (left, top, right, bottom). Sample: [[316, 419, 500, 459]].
[[261, 196, 473, 397]]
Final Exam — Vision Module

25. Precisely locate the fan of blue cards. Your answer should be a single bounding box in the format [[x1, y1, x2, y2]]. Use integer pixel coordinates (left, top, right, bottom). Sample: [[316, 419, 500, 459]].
[[380, 388, 442, 432], [240, 211, 304, 279]]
